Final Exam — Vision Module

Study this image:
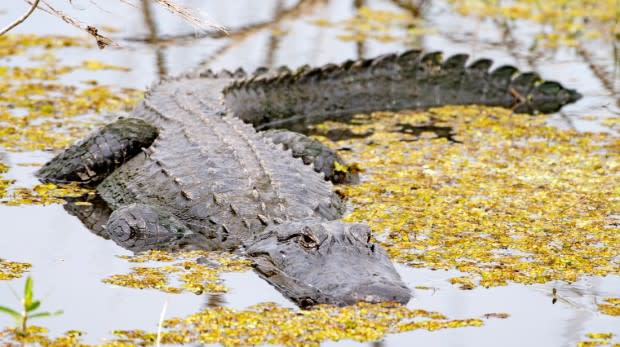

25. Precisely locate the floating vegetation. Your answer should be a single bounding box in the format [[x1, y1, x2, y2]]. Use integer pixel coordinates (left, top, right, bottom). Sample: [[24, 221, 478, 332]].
[[0, 20, 616, 345], [447, 0, 619, 47], [0, 34, 142, 154], [102, 250, 252, 294], [321, 105, 620, 288], [0, 34, 141, 205], [1, 183, 92, 206], [0, 80, 142, 152], [603, 117, 620, 130], [0, 34, 90, 58], [309, 1, 619, 49], [598, 297, 620, 316], [309, 6, 432, 43], [0, 161, 11, 199], [1, 303, 484, 346], [578, 332, 618, 347], [0, 259, 31, 280]]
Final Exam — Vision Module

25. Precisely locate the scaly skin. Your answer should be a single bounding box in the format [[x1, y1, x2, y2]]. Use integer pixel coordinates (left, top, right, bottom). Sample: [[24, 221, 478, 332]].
[[37, 50, 580, 307], [224, 50, 581, 131]]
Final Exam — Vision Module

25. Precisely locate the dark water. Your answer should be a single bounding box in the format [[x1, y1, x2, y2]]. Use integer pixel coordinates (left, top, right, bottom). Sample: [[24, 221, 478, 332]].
[[1, 1, 618, 346]]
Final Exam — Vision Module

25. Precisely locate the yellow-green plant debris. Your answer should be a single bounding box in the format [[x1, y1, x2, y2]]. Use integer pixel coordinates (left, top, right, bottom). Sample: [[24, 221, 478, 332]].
[[602, 117, 620, 130], [0, 34, 90, 58], [310, 1, 618, 48], [449, 276, 476, 290], [312, 105, 620, 288], [102, 250, 252, 294], [0, 34, 142, 153], [0, 161, 11, 199], [310, 6, 432, 43], [578, 332, 618, 347], [598, 297, 620, 316], [1, 303, 484, 346], [0, 34, 142, 205], [0, 259, 31, 280], [447, 0, 619, 47], [2, 183, 93, 206]]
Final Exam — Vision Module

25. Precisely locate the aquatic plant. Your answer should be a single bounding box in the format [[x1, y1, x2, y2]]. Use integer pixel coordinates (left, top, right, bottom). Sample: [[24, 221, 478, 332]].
[[0, 276, 62, 335]]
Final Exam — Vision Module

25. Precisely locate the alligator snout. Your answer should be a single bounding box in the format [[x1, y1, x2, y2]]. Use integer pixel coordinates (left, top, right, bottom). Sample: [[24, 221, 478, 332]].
[[347, 281, 411, 305]]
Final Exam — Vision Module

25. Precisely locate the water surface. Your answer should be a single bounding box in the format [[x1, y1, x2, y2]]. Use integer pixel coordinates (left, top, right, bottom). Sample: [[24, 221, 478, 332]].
[[1, 1, 618, 346]]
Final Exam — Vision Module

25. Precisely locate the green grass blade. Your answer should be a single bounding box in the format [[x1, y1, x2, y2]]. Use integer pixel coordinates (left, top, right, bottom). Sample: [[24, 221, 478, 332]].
[[26, 300, 40, 312], [23, 276, 33, 307], [28, 312, 51, 319], [0, 305, 20, 320], [29, 310, 62, 319]]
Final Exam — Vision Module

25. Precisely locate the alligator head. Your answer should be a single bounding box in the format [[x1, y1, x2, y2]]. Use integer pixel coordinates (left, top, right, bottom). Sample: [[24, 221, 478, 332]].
[[245, 220, 411, 308]]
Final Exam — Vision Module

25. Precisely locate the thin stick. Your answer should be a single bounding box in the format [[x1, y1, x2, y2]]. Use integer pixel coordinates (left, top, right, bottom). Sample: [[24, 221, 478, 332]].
[[152, 0, 226, 33], [21, 0, 118, 48], [118, 0, 139, 9], [156, 299, 168, 347], [0, 0, 41, 36]]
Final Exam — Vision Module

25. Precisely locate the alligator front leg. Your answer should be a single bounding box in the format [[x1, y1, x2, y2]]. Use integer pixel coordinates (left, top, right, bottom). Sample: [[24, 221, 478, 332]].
[[36, 118, 158, 186], [262, 129, 358, 184], [105, 203, 211, 252]]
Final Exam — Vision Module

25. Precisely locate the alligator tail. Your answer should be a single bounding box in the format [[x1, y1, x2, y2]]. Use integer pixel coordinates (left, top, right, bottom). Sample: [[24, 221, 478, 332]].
[[223, 50, 581, 131]]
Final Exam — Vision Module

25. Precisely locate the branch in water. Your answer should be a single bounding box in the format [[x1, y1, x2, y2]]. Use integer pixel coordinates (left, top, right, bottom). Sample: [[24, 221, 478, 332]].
[[6, 0, 226, 49], [0, 0, 41, 36], [118, 0, 139, 9], [151, 0, 227, 34], [19, 0, 118, 48]]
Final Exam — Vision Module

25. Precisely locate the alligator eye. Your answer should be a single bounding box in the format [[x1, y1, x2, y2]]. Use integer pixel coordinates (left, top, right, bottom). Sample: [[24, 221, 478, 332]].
[[299, 233, 319, 249], [299, 297, 316, 308]]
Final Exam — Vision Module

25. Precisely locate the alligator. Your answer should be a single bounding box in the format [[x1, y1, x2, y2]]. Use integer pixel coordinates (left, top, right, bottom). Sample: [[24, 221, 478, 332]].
[[36, 50, 580, 308]]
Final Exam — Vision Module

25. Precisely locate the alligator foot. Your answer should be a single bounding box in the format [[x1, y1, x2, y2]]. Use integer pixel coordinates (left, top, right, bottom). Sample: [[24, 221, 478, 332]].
[[105, 203, 209, 252], [262, 129, 359, 184], [36, 117, 158, 186]]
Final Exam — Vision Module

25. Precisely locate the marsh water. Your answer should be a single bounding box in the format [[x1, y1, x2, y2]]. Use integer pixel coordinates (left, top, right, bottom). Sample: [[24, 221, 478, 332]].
[[0, 0, 619, 346]]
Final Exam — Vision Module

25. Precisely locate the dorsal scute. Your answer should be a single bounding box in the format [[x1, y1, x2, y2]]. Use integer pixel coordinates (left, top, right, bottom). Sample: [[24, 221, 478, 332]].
[[130, 75, 343, 229]]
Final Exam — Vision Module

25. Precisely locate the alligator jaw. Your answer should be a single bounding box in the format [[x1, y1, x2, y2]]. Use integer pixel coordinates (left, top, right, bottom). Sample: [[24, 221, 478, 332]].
[[346, 282, 411, 305], [246, 220, 411, 307]]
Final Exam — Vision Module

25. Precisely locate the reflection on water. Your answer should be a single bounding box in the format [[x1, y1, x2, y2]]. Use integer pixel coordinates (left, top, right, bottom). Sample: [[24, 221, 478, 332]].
[[140, 0, 167, 77], [0, 0, 618, 346]]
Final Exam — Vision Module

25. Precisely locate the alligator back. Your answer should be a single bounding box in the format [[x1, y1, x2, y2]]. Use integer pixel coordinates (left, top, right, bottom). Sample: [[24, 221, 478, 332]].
[[223, 50, 581, 131], [98, 74, 343, 247], [98, 50, 580, 246]]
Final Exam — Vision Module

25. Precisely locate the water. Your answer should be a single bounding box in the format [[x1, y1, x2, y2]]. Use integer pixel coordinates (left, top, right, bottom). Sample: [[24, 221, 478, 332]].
[[1, 1, 618, 346]]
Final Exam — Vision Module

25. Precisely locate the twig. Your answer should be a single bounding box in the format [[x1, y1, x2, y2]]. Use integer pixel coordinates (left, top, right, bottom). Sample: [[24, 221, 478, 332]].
[[118, 0, 139, 9], [156, 299, 168, 347], [0, 0, 41, 36], [125, 0, 323, 44], [152, 0, 227, 33], [11, 0, 225, 49], [21, 0, 118, 48]]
